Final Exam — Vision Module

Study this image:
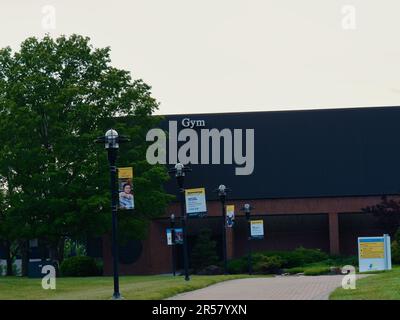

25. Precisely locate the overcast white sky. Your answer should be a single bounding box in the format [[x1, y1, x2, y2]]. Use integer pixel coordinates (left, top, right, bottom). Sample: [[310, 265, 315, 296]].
[[1, 1, 400, 115]]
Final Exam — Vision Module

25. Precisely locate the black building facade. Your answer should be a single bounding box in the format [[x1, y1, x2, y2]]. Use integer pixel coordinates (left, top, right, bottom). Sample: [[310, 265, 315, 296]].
[[101, 106, 399, 275]]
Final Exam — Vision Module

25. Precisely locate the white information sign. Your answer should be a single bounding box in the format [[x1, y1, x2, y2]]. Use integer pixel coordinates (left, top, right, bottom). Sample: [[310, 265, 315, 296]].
[[358, 234, 392, 272], [185, 188, 207, 216], [250, 220, 264, 239]]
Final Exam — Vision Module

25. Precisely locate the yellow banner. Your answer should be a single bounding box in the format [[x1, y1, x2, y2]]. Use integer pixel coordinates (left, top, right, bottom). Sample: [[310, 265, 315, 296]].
[[226, 205, 235, 215], [185, 188, 205, 196], [118, 167, 133, 179], [359, 242, 384, 259]]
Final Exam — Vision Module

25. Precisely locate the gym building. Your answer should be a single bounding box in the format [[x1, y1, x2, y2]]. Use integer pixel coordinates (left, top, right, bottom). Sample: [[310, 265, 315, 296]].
[[102, 106, 400, 275]]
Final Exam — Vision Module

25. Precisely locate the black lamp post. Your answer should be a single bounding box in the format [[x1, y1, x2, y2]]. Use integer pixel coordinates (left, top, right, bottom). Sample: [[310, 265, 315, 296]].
[[242, 203, 253, 275], [96, 128, 129, 300], [170, 213, 176, 276], [215, 184, 230, 275], [168, 163, 191, 281]]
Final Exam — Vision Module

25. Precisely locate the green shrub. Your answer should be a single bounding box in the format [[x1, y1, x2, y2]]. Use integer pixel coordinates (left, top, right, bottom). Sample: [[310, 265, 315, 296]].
[[227, 258, 247, 274], [253, 255, 284, 274], [229, 248, 356, 275], [290, 247, 329, 266], [257, 247, 328, 268], [395, 228, 400, 244], [391, 241, 400, 264], [328, 255, 358, 267], [60, 256, 101, 277], [12, 262, 20, 276], [390, 228, 400, 264], [95, 259, 104, 276], [191, 228, 219, 272], [64, 239, 87, 257], [303, 266, 331, 276]]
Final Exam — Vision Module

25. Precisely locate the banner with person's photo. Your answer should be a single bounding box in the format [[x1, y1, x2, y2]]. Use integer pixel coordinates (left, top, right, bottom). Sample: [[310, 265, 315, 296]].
[[118, 167, 134, 210], [226, 205, 235, 227], [166, 228, 183, 245]]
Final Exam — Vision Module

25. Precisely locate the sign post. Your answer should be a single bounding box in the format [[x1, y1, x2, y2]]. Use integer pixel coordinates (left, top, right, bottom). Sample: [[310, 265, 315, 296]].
[[358, 234, 392, 272]]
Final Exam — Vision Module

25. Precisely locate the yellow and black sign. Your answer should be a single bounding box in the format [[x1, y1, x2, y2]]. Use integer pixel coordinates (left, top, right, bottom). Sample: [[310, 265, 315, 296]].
[[185, 187, 207, 216], [359, 241, 384, 259], [118, 167, 133, 179]]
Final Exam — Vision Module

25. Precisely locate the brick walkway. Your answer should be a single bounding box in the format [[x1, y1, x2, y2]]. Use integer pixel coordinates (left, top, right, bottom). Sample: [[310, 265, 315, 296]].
[[169, 275, 368, 300]]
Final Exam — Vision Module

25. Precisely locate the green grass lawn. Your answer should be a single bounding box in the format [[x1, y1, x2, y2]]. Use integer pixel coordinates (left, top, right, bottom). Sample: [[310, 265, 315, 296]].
[[330, 266, 400, 300], [0, 274, 254, 300], [284, 263, 332, 276]]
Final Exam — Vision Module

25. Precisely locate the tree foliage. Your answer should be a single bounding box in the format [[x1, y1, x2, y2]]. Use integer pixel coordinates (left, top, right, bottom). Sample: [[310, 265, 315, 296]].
[[362, 196, 400, 237], [0, 34, 172, 262]]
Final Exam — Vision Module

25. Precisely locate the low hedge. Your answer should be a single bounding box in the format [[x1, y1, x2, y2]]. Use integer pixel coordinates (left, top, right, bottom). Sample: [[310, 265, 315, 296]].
[[60, 256, 102, 277], [253, 255, 284, 274], [284, 267, 305, 274], [227, 258, 248, 274], [258, 247, 329, 268], [227, 247, 356, 275], [323, 255, 358, 267], [303, 266, 331, 276], [392, 241, 400, 264]]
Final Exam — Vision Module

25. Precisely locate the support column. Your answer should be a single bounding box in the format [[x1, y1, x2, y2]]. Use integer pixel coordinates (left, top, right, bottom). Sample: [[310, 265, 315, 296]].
[[328, 212, 340, 255], [226, 227, 234, 260]]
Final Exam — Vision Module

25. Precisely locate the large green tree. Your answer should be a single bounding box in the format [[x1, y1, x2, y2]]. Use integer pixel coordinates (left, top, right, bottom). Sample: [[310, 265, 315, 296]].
[[0, 34, 171, 272]]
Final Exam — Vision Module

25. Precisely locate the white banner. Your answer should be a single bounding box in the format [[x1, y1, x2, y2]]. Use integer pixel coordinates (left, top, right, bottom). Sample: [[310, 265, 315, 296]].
[[185, 188, 207, 216], [250, 220, 264, 239]]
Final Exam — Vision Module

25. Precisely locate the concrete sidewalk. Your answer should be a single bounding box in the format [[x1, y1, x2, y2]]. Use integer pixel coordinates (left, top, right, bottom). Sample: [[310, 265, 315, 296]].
[[168, 275, 368, 300]]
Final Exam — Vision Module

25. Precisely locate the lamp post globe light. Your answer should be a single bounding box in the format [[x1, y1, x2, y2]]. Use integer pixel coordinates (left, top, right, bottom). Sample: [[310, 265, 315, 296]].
[[105, 129, 119, 149], [168, 162, 191, 281], [170, 213, 176, 276], [242, 203, 253, 275], [216, 184, 230, 275], [96, 128, 129, 300]]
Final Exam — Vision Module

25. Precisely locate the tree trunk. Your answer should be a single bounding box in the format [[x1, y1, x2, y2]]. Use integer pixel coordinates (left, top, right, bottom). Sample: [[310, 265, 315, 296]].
[[5, 241, 13, 276], [49, 243, 57, 262], [58, 237, 65, 264], [48, 241, 60, 274], [19, 240, 29, 277]]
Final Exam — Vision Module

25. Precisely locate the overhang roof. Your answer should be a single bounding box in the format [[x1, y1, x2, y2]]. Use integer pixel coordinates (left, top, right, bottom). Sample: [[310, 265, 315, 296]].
[[160, 106, 400, 201]]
